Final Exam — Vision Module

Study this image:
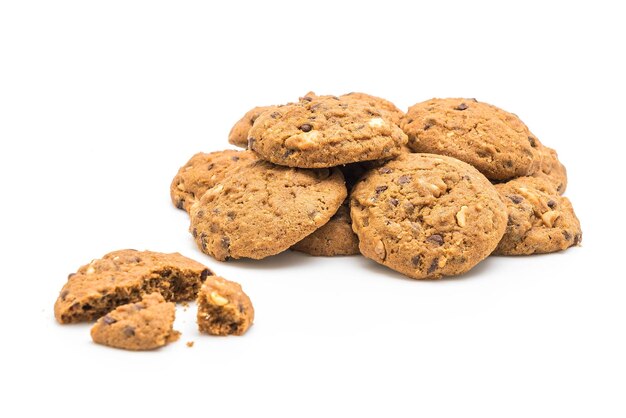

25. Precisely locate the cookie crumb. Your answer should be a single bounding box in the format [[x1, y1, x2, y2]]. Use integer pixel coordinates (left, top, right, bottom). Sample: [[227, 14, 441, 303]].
[[186, 341, 194, 348]]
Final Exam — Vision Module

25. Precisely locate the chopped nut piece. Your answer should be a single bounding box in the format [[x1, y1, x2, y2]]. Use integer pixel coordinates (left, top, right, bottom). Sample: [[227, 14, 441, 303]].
[[210, 291, 229, 306], [374, 240, 386, 260], [456, 206, 469, 227], [368, 117, 384, 128], [541, 210, 561, 227]]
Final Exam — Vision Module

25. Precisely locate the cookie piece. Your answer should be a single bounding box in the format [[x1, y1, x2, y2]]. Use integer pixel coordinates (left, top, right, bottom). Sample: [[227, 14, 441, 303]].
[[55, 250, 213, 324], [197, 276, 254, 336], [170, 150, 257, 212], [90, 293, 180, 351], [228, 105, 277, 148], [351, 153, 507, 279], [291, 201, 359, 256], [190, 160, 347, 260], [532, 145, 567, 194], [402, 98, 542, 180], [341, 92, 404, 126], [493, 177, 581, 255], [248, 95, 408, 168]]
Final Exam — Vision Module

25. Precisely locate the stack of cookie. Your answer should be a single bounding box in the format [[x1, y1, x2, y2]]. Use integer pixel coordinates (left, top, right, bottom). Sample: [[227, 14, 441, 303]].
[[171, 93, 581, 279]]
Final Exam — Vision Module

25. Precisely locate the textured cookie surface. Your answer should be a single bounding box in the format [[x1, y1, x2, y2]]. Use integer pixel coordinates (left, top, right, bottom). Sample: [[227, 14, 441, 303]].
[[190, 160, 347, 260], [291, 201, 359, 256], [494, 177, 581, 255], [228, 105, 277, 148], [55, 250, 213, 323], [402, 98, 541, 180], [341, 92, 404, 126], [170, 150, 257, 212], [248, 95, 408, 168], [351, 153, 507, 279], [90, 293, 179, 351], [532, 145, 567, 194], [197, 276, 254, 336]]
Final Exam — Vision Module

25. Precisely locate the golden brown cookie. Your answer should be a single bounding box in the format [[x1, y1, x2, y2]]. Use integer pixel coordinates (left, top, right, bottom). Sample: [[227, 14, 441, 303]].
[[54, 250, 213, 323], [341, 92, 404, 126], [189, 160, 347, 260], [170, 150, 257, 212], [402, 98, 542, 180], [532, 145, 567, 194], [228, 105, 278, 148], [90, 293, 180, 351], [493, 177, 581, 255], [197, 276, 254, 336], [351, 153, 507, 279], [248, 95, 408, 168]]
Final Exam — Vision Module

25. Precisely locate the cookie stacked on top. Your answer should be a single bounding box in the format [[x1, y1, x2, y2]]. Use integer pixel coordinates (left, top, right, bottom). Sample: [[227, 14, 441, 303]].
[[171, 93, 581, 279]]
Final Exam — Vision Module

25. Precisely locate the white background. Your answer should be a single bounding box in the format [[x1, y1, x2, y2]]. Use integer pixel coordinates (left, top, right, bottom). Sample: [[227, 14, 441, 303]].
[[1, 1, 624, 417]]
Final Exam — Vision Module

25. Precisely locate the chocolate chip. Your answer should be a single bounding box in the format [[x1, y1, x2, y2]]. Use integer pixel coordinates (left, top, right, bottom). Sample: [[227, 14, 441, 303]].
[[406, 118, 414, 124], [299, 124, 313, 132], [562, 231, 571, 241], [123, 326, 135, 337], [403, 201, 415, 214], [231, 156, 240, 161], [427, 258, 439, 274], [210, 223, 219, 233], [200, 234, 208, 251], [160, 269, 172, 277], [301, 96, 313, 102], [283, 149, 295, 158], [379, 167, 393, 174], [270, 111, 281, 119], [375, 185, 388, 193], [397, 175, 411, 185], [196, 210, 204, 219], [238, 304, 245, 314], [504, 160, 513, 167], [82, 304, 92, 311], [573, 234, 582, 245], [423, 121, 433, 130], [192, 228, 198, 238], [389, 198, 399, 207], [103, 316, 117, 325], [547, 199, 556, 209], [247, 138, 256, 150], [221, 236, 231, 249], [207, 163, 214, 170], [200, 268, 212, 281], [176, 199, 185, 210], [455, 103, 468, 111], [426, 234, 444, 246], [528, 136, 537, 147], [508, 195, 524, 204], [411, 255, 422, 267], [60, 290, 69, 300]]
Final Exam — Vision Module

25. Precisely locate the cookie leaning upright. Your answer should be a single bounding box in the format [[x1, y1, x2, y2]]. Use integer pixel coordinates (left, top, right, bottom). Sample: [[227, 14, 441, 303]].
[[189, 160, 347, 260], [402, 98, 542, 180], [351, 153, 507, 279], [248, 95, 408, 168]]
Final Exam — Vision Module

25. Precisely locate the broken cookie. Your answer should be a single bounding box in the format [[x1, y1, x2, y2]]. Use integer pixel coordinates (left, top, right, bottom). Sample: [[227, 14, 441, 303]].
[[197, 276, 254, 336]]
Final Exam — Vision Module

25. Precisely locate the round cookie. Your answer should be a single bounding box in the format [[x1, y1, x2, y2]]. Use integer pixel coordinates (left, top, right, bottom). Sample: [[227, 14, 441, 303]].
[[189, 160, 347, 260], [532, 145, 567, 194], [341, 92, 404, 126], [248, 95, 408, 168], [402, 98, 542, 180], [170, 150, 257, 212], [350, 153, 507, 279], [493, 176, 581, 255], [291, 201, 359, 256], [228, 105, 277, 148]]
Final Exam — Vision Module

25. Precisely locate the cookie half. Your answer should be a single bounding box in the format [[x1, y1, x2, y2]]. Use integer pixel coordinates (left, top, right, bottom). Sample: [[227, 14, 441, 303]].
[[170, 150, 257, 212], [54, 250, 213, 323], [197, 276, 254, 336], [90, 293, 180, 351], [351, 153, 507, 279], [189, 160, 347, 260], [248, 95, 408, 168], [493, 177, 581, 255], [402, 98, 542, 180]]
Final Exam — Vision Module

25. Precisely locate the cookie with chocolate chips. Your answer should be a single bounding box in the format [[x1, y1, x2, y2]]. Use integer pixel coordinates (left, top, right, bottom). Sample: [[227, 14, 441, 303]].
[[248, 94, 408, 168], [350, 153, 507, 279], [228, 105, 278, 148], [90, 293, 180, 351], [402, 98, 542, 180], [493, 176, 581, 255], [197, 275, 254, 336], [189, 160, 347, 260]]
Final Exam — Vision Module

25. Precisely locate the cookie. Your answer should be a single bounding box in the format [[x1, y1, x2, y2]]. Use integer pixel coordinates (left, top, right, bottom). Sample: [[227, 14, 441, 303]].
[[228, 105, 277, 148], [402, 98, 542, 180], [351, 153, 507, 279], [248, 95, 408, 168], [190, 160, 347, 260], [532, 145, 567, 194], [170, 150, 257, 212], [90, 293, 180, 351], [493, 176, 581, 255], [291, 201, 359, 256], [197, 276, 254, 336], [55, 250, 213, 323], [341, 92, 404, 126]]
